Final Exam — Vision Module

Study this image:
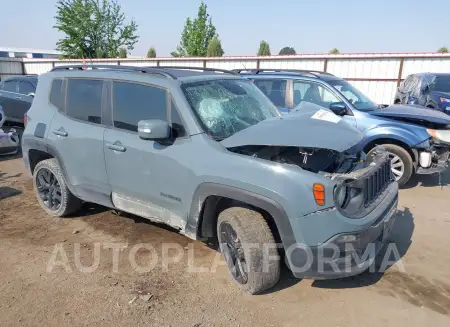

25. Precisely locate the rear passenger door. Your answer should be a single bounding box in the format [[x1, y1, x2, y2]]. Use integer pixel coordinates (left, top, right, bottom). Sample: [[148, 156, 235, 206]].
[[47, 78, 110, 204], [103, 80, 192, 229]]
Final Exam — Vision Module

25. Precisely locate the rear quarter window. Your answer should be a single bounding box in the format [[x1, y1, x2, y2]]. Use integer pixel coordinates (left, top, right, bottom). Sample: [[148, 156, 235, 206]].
[[49, 78, 65, 110]]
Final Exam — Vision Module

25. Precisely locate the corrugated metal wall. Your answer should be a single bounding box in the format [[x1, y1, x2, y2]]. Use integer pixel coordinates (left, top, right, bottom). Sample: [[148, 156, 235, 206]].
[[2, 53, 450, 104]]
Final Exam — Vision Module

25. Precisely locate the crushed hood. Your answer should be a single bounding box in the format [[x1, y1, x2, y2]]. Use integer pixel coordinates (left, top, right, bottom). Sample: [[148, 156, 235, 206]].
[[370, 104, 450, 126], [220, 107, 363, 152]]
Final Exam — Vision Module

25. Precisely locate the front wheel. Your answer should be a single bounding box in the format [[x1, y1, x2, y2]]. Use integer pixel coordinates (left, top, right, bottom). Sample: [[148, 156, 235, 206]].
[[368, 144, 413, 186], [217, 207, 280, 294]]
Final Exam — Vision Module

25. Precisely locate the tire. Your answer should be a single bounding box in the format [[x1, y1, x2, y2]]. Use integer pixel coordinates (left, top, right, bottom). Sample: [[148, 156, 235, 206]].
[[33, 158, 82, 217], [369, 144, 413, 187], [217, 207, 280, 294]]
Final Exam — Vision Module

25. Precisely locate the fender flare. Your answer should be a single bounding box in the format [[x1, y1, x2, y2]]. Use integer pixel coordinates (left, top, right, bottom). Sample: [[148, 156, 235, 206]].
[[22, 135, 79, 197], [185, 182, 296, 248]]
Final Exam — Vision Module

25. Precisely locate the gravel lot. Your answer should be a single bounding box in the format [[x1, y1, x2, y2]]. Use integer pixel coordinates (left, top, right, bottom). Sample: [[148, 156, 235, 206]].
[[1, 153, 450, 327]]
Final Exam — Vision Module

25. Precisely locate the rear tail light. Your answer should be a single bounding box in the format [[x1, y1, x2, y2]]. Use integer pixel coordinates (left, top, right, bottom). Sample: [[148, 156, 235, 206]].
[[24, 114, 28, 127]]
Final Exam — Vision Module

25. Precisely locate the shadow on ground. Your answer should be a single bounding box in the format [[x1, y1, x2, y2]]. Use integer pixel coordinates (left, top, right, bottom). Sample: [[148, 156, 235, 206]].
[[403, 168, 450, 189]]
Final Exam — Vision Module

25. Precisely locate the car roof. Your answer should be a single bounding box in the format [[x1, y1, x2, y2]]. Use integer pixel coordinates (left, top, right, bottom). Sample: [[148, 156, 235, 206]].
[[235, 69, 342, 82], [1, 75, 38, 82], [48, 65, 240, 83], [413, 72, 450, 78]]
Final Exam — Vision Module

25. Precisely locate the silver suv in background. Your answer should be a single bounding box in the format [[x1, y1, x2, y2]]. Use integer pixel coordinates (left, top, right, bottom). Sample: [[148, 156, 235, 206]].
[[0, 75, 37, 124]]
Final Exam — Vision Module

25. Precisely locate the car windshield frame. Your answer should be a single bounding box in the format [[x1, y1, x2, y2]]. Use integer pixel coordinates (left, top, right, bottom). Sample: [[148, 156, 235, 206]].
[[181, 78, 280, 140], [328, 79, 378, 111]]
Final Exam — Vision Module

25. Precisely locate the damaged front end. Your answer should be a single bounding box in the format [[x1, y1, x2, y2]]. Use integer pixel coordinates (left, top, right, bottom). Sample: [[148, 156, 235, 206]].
[[228, 144, 395, 218], [414, 129, 450, 175]]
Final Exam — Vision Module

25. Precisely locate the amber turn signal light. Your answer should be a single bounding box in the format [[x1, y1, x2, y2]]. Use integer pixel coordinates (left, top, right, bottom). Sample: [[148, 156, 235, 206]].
[[313, 183, 325, 206]]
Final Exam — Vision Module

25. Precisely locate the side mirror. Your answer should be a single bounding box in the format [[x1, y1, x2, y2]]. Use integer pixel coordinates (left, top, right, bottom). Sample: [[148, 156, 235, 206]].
[[138, 119, 171, 140], [27, 92, 35, 98], [329, 102, 348, 116]]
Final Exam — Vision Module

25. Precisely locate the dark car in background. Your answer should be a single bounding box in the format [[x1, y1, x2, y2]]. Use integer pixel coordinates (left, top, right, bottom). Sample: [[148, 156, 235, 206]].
[[394, 73, 450, 113], [0, 75, 37, 124]]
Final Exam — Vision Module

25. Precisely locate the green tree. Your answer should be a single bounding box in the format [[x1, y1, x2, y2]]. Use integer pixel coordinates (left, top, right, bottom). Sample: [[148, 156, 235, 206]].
[[279, 46, 296, 55], [206, 36, 224, 57], [438, 46, 449, 53], [147, 47, 156, 57], [329, 48, 340, 54], [54, 0, 139, 59], [118, 47, 127, 58], [171, 2, 217, 57], [258, 40, 271, 56]]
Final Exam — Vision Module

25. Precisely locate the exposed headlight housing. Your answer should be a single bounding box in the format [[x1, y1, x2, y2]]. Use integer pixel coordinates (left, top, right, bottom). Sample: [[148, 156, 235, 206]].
[[426, 129, 450, 144]]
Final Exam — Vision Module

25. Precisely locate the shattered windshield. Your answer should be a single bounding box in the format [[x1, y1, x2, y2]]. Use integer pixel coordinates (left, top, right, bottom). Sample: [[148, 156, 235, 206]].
[[182, 79, 280, 139], [328, 80, 378, 111]]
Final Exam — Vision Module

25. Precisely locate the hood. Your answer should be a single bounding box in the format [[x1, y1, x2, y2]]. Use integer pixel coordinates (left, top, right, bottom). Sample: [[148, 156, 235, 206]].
[[370, 104, 450, 126], [220, 107, 363, 152]]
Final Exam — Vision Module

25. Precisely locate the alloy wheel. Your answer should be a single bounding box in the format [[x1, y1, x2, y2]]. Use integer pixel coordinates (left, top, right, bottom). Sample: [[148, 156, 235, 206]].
[[388, 152, 405, 181], [36, 168, 62, 211], [219, 222, 248, 285]]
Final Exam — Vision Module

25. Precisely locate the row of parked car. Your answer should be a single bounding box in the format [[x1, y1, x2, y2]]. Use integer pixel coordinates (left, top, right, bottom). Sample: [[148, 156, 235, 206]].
[[3, 65, 450, 294]]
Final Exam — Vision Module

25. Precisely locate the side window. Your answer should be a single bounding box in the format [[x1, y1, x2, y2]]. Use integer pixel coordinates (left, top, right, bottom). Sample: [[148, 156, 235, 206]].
[[18, 80, 36, 95], [66, 79, 103, 124], [253, 79, 287, 108], [170, 100, 186, 138], [2, 80, 17, 93], [112, 81, 167, 132], [293, 81, 340, 108], [50, 79, 65, 110]]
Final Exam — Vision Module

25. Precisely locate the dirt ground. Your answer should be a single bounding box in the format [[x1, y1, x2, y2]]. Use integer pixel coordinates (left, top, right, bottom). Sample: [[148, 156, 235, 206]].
[[1, 150, 450, 327]]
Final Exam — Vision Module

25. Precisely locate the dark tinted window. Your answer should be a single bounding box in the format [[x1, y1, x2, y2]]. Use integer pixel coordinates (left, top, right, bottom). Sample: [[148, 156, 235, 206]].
[[66, 79, 103, 124], [18, 80, 36, 95], [50, 79, 65, 110], [2, 80, 17, 92], [170, 100, 186, 137], [253, 79, 287, 108], [112, 81, 167, 132], [430, 75, 450, 92]]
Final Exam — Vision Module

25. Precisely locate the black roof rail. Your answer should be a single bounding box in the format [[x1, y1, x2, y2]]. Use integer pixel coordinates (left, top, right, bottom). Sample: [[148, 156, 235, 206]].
[[50, 65, 237, 79], [157, 66, 238, 75], [50, 65, 177, 79], [232, 68, 334, 77]]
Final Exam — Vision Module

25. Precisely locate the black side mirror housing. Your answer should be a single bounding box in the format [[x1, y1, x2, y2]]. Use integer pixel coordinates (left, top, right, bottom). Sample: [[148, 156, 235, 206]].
[[329, 102, 348, 116]]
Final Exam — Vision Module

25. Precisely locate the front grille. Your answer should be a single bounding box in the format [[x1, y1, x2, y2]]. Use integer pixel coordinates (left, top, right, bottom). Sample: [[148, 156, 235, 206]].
[[363, 159, 392, 207]]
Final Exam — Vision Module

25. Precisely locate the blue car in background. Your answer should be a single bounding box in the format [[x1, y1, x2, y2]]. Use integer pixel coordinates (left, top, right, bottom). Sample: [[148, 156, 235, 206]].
[[394, 73, 450, 112], [235, 69, 450, 186]]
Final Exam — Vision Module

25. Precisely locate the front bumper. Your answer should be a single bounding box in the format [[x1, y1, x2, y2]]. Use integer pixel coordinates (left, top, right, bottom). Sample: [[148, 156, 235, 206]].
[[416, 146, 450, 175], [286, 182, 398, 280]]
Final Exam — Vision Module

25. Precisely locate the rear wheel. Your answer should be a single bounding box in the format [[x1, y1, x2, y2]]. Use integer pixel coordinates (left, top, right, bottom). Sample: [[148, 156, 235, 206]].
[[368, 144, 413, 186], [33, 158, 82, 217], [217, 207, 280, 294]]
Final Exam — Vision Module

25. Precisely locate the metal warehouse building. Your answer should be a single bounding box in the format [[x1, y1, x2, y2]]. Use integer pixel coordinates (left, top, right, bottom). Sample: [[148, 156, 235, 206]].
[[0, 47, 61, 59]]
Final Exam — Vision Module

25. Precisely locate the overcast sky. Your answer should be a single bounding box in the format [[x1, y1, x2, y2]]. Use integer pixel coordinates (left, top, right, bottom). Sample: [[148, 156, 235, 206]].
[[1, 0, 449, 56]]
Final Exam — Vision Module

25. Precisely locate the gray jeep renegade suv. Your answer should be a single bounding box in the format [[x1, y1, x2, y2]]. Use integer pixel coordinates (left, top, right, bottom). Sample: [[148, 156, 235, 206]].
[[22, 65, 398, 294]]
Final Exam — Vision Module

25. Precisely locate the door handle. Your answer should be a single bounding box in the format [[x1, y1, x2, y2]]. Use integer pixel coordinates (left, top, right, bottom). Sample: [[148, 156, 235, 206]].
[[106, 142, 126, 152], [15, 96, 21, 100], [52, 129, 68, 137]]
